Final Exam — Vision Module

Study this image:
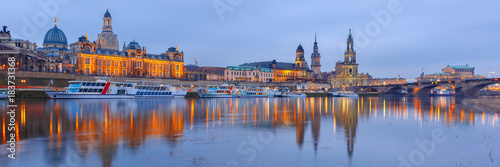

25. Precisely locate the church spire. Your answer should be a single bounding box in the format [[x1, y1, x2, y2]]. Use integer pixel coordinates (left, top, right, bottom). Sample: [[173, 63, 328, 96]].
[[314, 31, 317, 46], [348, 27, 352, 39]]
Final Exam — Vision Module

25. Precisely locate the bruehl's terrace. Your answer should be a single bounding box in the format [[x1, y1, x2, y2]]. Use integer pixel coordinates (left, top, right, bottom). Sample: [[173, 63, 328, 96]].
[[1, 1, 500, 167]]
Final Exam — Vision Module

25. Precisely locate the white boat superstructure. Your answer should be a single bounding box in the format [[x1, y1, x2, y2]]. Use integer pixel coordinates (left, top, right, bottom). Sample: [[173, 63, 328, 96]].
[[198, 84, 275, 98], [281, 92, 307, 97], [331, 91, 358, 97], [129, 80, 187, 98], [246, 87, 269, 97], [198, 84, 234, 98]]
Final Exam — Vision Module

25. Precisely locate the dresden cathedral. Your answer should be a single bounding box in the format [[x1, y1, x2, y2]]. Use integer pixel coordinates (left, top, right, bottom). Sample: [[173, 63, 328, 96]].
[[329, 28, 370, 88]]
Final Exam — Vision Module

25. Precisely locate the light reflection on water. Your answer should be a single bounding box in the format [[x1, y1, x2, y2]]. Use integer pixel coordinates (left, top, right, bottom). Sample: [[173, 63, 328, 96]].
[[0, 96, 499, 166]]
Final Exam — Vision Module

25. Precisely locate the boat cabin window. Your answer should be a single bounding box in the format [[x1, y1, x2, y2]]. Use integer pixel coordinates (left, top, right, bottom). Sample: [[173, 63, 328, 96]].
[[91, 83, 96, 86]]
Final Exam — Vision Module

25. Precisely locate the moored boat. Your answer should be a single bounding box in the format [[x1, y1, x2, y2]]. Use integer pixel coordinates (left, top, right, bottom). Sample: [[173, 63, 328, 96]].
[[45, 77, 187, 99], [198, 85, 235, 98], [281, 92, 307, 97], [331, 91, 358, 97], [430, 88, 454, 96]]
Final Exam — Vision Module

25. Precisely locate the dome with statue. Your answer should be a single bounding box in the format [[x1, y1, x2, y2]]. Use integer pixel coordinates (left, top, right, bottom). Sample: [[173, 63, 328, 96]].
[[127, 40, 141, 50], [43, 25, 68, 48]]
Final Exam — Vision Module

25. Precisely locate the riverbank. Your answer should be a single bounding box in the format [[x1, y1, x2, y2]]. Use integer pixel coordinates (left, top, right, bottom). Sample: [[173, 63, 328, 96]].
[[464, 98, 500, 113]]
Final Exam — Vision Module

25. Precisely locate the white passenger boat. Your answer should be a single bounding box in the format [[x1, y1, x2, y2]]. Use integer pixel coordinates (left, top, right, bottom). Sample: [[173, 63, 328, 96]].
[[129, 81, 187, 98], [198, 85, 235, 98], [45, 77, 186, 99], [332, 91, 358, 97], [245, 87, 270, 98], [198, 85, 275, 98], [281, 92, 307, 97], [430, 88, 454, 96]]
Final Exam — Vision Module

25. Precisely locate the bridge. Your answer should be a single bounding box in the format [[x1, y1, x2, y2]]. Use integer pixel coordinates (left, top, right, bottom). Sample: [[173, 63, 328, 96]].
[[355, 78, 500, 96]]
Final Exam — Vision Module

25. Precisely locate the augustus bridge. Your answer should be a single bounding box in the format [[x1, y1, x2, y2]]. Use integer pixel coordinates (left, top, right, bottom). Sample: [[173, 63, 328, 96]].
[[355, 78, 500, 96]]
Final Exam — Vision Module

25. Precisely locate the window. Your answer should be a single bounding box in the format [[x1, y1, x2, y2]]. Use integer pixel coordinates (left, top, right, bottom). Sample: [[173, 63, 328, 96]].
[[97, 59, 101, 65], [106, 60, 110, 66], [98, 69, 102, 75], [115, 70, 118, 76], [115, 60, 118, 67], [122, 61, 126, 67], [85, 68, 89, 74], [123, 70, 127, 76], [176, 65, 179, 70], [85, 58, 90, 64]]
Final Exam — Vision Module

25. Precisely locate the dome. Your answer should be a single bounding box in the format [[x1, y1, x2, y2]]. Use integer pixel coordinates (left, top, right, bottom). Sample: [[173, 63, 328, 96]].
[[127, 40, 141, 50], [47, 51, 59, 57], [104, 9, 111, 17], [43, 25, 67, 46], [296, 44, 304, 52]]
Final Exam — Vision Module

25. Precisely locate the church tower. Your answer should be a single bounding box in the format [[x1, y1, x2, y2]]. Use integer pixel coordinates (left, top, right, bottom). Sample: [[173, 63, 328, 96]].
[[343, 28, 359, 76], [97, 8, 119, 51], [310, 32, 321, 74], [295, 43, 307, 69]]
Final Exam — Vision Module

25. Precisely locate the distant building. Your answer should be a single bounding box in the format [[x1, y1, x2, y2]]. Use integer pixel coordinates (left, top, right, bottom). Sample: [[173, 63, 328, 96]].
[[68, 9, 184, 78], [329, 28, 370, 88], [241, 44, 314, 82], [225, 66, 273, 82], [183, 65, 226, 81], [442, 65, 475, 77], [369, 78, 407, 86], [183, 65, 206, 80], [200, 66, 226, 80], [418, 64, 483, 82]]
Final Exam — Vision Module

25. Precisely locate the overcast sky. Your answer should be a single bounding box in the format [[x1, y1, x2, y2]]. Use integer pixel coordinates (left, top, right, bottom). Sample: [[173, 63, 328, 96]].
[[2, 0, 499, 79]]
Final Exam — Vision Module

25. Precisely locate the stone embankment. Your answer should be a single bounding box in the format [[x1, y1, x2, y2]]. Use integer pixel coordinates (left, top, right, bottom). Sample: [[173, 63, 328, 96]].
[[464, 98, 500, 113]]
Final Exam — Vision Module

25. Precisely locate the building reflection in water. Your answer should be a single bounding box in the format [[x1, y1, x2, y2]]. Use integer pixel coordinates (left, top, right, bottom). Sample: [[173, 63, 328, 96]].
[[0, 96, 498, 166]]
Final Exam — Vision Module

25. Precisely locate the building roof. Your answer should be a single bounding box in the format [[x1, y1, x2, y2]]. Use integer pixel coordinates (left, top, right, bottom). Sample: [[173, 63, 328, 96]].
[[227, 66, 272, 72], [46, 51, 59, 57], [296, 44, 304, 52], [449, 65, 474, 69], [127, 40, 141, 50], [43, 25, 67, 46], [104, 9, 111, 17], [241, 61, 311, 71]]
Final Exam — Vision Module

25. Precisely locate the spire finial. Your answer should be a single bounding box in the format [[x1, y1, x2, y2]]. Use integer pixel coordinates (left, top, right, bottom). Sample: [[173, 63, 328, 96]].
[[315, 31, 317, 43], [175, 45, 179, 51], [348, 27, 352, 38], [54, 17, 57, 26], [85, 33, 88, 41]]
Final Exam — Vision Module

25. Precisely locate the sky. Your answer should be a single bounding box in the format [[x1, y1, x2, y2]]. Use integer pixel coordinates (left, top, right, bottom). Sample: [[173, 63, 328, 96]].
[[2, 0, 499, 79]]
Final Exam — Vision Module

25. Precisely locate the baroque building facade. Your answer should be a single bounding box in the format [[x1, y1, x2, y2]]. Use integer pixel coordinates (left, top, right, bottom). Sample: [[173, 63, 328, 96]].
[[68, 9, 184, 78], [0, 24, 73, 73], [241, 44, 314, 82], [329, 29, 370, 88], [224, 66, 273, 82]]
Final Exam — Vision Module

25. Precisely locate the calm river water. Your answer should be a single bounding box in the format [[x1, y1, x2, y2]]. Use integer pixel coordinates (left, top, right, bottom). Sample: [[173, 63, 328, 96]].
[[1, 96, 499, 167]]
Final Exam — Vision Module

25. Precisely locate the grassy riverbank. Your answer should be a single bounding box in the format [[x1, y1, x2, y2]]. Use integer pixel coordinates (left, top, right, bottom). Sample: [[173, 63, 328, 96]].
[[464, 99, 500, 113]]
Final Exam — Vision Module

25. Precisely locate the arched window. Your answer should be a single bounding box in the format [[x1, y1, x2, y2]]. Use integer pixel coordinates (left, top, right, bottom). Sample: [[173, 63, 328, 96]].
[[84, 47, 90, 54]]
